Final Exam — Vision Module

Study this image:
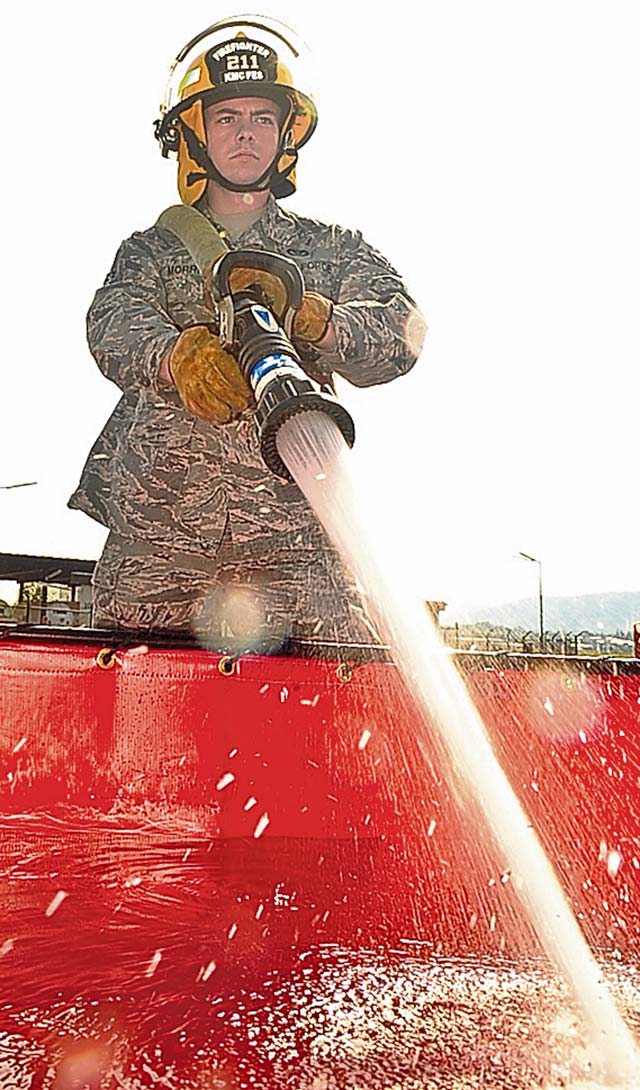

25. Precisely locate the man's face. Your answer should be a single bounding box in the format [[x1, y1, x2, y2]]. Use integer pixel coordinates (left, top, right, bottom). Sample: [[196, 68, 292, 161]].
[[204, 97, 282, 188]]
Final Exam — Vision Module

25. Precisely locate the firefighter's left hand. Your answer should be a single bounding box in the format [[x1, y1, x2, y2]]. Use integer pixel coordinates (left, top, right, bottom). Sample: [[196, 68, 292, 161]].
[[292, 292, 333, 345]]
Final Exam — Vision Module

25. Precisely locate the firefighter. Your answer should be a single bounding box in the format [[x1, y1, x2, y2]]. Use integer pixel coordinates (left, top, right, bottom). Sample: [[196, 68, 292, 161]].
[[69, 16, 426, 646]]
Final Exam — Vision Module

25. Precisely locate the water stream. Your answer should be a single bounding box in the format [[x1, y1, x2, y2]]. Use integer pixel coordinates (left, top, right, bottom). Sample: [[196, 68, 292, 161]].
[[276, 410, 640, 1085]]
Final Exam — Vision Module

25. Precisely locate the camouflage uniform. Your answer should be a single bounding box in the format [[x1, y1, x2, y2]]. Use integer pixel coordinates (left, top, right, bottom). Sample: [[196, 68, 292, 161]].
[[69, 197, 423, 644]]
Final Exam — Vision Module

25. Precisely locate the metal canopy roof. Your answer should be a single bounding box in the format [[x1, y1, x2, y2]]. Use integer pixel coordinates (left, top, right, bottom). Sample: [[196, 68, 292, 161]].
[[0, 553, 96, 585]]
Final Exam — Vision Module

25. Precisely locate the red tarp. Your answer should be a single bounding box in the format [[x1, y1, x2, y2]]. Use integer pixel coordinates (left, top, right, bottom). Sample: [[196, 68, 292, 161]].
[[0, 634, 639, 1084]]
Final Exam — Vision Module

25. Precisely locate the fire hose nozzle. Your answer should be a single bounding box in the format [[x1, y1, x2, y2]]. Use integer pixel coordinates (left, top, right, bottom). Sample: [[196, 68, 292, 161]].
[[254, 361, 355, 481], [209, 251, 355, 481]]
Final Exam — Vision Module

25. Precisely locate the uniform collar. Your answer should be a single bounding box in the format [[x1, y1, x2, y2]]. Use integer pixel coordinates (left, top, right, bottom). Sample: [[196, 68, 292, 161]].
[[198, 194, 294, 241], [251, 196, 297, 241]]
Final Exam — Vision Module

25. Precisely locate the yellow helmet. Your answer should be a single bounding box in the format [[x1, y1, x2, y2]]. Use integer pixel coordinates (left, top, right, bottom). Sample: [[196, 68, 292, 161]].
[[154, 16, 318, 205]]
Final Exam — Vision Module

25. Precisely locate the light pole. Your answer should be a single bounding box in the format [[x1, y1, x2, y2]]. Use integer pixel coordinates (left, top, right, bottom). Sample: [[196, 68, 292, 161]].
[[518, 551, 544, 652]]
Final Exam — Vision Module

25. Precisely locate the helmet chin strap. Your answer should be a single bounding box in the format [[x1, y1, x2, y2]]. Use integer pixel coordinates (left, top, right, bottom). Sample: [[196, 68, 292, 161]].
[[180, 103, 298, 196]]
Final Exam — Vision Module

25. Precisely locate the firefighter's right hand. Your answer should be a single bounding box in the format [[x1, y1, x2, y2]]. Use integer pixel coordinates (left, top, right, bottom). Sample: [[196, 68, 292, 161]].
[[169, 326, 253, 425]]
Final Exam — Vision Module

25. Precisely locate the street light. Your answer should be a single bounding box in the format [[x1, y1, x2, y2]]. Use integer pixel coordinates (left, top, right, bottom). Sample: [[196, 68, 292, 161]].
[[518, 551, 544, 652]]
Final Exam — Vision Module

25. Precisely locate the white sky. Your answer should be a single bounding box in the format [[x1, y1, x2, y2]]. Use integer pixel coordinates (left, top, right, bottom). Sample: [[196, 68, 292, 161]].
[[1, 1, 639, 612]]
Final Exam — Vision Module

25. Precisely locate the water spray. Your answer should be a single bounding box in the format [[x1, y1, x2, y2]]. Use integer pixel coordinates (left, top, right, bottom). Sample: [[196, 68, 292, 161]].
[[275, 411, 640, 1086]]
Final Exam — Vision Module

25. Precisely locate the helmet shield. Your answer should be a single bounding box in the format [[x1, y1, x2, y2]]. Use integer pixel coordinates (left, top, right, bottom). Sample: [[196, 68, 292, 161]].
[[205, 37, 279, 86]]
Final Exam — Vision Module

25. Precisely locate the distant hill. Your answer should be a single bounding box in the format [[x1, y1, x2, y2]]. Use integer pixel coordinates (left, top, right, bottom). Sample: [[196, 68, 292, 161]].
[[443, 591, 640, 635]]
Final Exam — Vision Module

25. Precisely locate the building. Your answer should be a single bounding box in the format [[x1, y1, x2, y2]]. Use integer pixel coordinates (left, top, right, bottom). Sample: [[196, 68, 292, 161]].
[[0, 552, 95, 626]]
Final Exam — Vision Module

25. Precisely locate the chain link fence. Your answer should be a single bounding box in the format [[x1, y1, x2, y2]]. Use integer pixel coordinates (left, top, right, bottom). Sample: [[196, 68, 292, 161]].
[[441, 624, 635, 657]]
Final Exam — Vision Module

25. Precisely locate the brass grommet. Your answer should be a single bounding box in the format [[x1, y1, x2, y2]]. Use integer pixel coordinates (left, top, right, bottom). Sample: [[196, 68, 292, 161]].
[[218, 655, 237, 676], [336, 662, 353, 683], [96, 647, 116, 670]]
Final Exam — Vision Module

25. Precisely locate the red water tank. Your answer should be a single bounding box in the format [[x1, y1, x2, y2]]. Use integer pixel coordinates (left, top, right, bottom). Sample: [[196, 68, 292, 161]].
[[1, 633, 640, 1085]]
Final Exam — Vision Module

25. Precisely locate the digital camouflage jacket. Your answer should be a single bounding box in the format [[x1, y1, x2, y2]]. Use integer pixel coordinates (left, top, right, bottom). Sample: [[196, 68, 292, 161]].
[[69, 197, 424, 560]]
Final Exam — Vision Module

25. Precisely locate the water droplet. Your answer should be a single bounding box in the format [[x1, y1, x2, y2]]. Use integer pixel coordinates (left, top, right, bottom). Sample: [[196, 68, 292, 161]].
[[607, 850, 623, 879], [145, 950, 162, 977], [202, 960, 216, 981], [253, 812, 270, 838], [45, 890, 67, 917]]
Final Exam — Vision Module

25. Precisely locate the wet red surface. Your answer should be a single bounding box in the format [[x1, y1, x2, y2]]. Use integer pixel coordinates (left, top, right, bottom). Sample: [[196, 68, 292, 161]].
[[0, 634, 639, 1085]]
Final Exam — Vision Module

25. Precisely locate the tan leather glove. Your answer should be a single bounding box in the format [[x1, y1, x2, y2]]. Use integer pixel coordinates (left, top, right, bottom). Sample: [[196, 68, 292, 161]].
[[292, 292, 333, 344], [228, 267, 333, 345], [169, 326, 252, 425]]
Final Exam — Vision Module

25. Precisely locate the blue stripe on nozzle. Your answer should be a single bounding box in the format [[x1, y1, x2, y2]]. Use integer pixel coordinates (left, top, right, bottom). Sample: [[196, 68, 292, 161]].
[[249, 353, 297, 388]]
